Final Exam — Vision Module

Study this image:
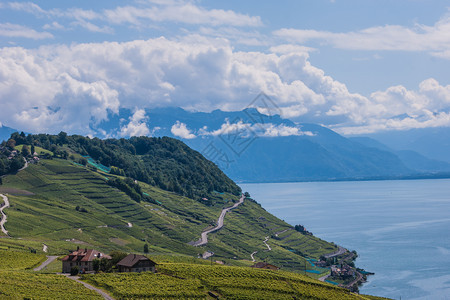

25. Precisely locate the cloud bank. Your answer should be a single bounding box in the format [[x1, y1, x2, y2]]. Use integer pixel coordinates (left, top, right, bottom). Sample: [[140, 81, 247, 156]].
[[1, 37, 450, 136], [274, 10, 450, 59]]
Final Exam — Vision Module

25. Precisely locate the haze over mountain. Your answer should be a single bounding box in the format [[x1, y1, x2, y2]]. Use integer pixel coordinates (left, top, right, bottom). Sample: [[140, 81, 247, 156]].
[[3, 106, 449, 183], [94, 107, 450, 183]]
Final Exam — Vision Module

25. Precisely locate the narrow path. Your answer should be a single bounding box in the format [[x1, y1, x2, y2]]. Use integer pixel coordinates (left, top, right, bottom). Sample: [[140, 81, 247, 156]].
[[263, 236, 271, 251], [250, 251, 258, 262], [0, 159, 28, 236], [33, 255, 58, 271], [344, 271, 363, 289], [318, 272, 331, 282], [63, 275, 115, 300], [0, 194, 10, 235], [323, 246, 346, 259], [18, 158, 28, 172], [192, 194, 244, 247]]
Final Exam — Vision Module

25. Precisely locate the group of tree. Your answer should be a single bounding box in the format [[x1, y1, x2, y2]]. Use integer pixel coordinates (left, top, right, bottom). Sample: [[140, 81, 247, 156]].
[[5, 132, 241, 200], [0, 137, 25, 177], [294, 224, 313, 236], [107, 177, 145, 203]]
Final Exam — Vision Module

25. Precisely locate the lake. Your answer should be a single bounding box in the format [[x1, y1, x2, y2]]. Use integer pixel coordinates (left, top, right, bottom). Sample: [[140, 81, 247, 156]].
[[240, 179, 450, 300]]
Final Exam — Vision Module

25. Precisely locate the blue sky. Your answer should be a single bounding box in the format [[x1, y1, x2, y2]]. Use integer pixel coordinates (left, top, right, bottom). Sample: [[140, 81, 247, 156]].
[[1, 0, 450, 136]]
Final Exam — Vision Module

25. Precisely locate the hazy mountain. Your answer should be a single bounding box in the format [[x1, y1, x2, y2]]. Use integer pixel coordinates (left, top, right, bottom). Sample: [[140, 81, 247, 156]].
[[361, 127, 450, 163], [0, 124, 18, 142], [350, 137, 450, 173], [6, 108, 450, 182], [97, 107, 428, 182]]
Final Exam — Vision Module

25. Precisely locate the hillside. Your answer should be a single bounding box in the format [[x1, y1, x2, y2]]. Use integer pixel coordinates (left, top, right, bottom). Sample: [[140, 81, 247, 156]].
[[0, 133, 392, 298], [0, 249, 390, 300], [0, 134, 338, 272]]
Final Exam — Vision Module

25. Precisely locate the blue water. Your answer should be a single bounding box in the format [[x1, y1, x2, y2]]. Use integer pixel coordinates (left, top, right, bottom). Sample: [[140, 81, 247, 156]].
[[241, 179, 450, 300]]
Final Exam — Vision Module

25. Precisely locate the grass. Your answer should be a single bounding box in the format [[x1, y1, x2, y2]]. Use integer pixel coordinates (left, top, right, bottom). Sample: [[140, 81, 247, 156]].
[[0, 249, 46, 270], [0, 271, 103, 299], [14, 144, 53, 156], [1, 157, 339, 274], [83, 262, 373, 300]]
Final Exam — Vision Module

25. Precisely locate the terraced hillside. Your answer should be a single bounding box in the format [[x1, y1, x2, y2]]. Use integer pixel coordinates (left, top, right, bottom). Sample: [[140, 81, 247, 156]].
[[0, 249, 103, 299], [1, 155, 336, 272], [83, 263, 388, 300]]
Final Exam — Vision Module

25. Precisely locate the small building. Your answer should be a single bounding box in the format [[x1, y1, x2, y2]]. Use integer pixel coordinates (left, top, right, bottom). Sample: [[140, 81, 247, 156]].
[[250, 262, 280, 270], [61, 248, 111, 273], [117, 254, 156, 273]]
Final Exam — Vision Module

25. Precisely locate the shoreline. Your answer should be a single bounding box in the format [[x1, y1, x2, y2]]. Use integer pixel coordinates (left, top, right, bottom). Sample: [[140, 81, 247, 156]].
[[235, 173, 450, 184]]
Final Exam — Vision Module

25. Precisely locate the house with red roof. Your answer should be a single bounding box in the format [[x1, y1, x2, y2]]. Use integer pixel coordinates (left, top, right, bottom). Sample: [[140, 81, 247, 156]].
[[61, 248, 111, 273]]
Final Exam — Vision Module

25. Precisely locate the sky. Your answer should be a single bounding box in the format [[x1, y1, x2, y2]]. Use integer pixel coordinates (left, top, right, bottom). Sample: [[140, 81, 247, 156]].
[[1, 0, 450, 136]]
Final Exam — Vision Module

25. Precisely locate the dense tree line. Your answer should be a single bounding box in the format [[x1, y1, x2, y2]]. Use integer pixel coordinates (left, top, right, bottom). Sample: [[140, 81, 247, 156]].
[[5, 132, 241, 200], [0, 134, 26, 177]]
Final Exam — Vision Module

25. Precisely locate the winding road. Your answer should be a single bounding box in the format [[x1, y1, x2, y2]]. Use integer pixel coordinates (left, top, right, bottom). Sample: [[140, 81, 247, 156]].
[[33, 255, 58, 271], [0, 158, 28, 236], [263, 236, 271, 251], [323, 246, 346, 259], [0, 194, 10, 235], [63, 275, 115, 300], [192, 194, 244, 247], [250, 251, 258, 262]]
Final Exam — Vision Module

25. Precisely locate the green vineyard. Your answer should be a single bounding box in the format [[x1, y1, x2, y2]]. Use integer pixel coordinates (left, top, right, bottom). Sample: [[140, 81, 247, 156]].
[[83, 263, 375, 300], [0, 271, 103, 299], [0, 250, 46, 270]]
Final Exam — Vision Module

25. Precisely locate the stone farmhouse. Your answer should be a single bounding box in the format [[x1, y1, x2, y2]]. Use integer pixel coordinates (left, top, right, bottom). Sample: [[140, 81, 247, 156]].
[[62, 248, 111, 273], [117, 254, 156, 273]]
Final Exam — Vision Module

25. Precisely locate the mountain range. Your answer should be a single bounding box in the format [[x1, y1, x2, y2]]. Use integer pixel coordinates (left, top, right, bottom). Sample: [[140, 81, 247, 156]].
[[2, 107, 450, 183]]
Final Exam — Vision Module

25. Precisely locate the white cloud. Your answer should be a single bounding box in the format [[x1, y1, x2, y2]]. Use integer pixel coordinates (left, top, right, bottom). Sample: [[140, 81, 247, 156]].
[[43, 22, 65, 31], [263, 124, 314, 137], [119, 109, 150, 137], [6, 2, 46, 16], [103, 2, 262, 28], [2, 1, 262, 35], [0, 23, 53, 39], [274, 11, 450, 59], [171, 121, 196, 139], [198, 119, 313, 137], [1, 36, 450, 135]]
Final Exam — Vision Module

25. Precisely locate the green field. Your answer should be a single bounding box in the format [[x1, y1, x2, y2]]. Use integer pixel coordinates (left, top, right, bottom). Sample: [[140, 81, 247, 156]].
[[0, 250, 102, 299], [0, 158, 338, 273], [83, 263, 375, 300], [0, 249, 46, 270]]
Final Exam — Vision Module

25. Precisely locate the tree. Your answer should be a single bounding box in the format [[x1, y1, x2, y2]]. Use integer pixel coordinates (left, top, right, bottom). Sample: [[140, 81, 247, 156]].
[[6, 139, 15, 150], [144, 244, 149, 254], [109, 250, 128, 266], [93, 259, 100, 273], [78, 157, 88, 166], [70, 266, 79, 276], [0, 177, 2, 185], [244, 191, 251, 198], [99, 257, 112, 272], [30, 145, 35, 156], [21, 145, 30, 157]]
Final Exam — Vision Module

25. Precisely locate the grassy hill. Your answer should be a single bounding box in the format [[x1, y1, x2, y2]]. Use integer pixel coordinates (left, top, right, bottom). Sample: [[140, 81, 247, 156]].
[[0, 249, 390, 300], [0, 133, 388, 299], [1, 157, 335, 271]]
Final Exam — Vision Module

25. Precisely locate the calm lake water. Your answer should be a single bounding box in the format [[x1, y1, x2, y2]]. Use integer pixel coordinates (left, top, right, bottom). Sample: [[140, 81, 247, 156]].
[[240, 179, 450, 300]]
